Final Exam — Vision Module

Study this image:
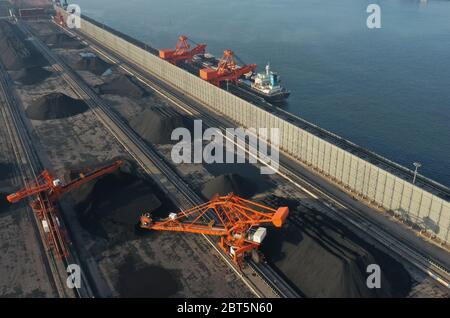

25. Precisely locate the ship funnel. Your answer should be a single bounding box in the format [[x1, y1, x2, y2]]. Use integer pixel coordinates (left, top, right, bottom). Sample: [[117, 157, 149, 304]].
[[266, 63, 270, 75]]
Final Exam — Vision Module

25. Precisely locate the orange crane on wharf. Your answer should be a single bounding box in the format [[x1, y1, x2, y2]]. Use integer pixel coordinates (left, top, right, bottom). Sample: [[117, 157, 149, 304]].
[[159, 35, 207, 65]]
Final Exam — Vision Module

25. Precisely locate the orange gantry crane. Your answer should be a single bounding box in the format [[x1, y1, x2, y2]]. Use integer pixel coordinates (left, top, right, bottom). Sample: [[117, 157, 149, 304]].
[[140, 194, 289, 267], [7, 160, 124, 260], [159, 35, 207, 65], [200, 49, 257, 87]]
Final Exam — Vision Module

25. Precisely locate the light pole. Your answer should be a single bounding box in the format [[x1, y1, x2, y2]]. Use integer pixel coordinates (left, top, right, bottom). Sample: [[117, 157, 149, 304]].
[[412, 162, 422, 184]]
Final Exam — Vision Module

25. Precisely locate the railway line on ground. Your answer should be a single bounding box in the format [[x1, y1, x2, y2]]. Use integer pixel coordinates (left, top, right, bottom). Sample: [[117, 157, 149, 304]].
[[18, 20, 298, 298], [0, 60, 93, 298], [58, 21, 450, 291]]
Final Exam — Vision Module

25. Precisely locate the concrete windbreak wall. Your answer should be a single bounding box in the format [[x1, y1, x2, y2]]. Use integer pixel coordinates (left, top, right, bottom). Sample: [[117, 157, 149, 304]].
[[70, 13, 449, 244]]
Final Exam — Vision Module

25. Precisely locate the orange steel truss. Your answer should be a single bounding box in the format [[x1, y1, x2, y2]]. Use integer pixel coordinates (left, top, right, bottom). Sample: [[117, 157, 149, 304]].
[[159, 35, 206, 65], [6, 160, 123, 260], [140, 193, 289, 267], [200, 49, 257, 86]]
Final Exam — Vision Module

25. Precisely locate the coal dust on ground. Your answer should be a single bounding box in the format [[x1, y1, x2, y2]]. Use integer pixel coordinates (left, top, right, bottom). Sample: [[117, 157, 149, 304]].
[[117, 256, 181, 298]]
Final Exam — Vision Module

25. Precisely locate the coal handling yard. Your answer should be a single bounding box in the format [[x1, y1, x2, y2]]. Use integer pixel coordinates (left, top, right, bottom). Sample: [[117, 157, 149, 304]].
[[0, 2, 449, 301]]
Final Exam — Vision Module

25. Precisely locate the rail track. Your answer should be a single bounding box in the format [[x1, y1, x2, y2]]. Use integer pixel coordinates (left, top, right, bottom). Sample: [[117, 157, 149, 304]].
[[18, 20, 298, 298], [61, 22, 450, 291], [0, 61, 95, 298]]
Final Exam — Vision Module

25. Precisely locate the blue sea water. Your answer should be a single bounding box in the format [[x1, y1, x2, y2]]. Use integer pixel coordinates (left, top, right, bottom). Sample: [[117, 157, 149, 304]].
[[74, 0, 450, 187]]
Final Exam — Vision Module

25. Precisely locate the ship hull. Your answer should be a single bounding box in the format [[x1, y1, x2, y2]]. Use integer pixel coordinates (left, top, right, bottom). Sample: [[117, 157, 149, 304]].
[[237, 82, 290, 103]]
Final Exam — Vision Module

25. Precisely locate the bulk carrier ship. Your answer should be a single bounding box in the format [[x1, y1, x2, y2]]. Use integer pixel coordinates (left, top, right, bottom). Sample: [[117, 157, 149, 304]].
[[160, 36, 290, 103], [192, 53, 290, 103], [238, 63, 290, 103]]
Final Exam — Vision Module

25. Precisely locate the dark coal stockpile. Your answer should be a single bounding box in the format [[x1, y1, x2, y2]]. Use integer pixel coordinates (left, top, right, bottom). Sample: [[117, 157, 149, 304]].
[[98, 75, 147, 98], [0, 162, 13, 181], [0, 165, 13, 210], [0, 20, 48, 70], [260, 196, 412, 298], [26, 93, 88, 120], [75, 56, 112, 76], [0, 193, 12, 214], [72, 166, 176, 242], [12, 67, 52, 85], [117, 257, 181, 298], [131, 109, 193, 145], [203, 159, 274, 196], [201, 173, 257, 199], [44, 33, 85, 50]]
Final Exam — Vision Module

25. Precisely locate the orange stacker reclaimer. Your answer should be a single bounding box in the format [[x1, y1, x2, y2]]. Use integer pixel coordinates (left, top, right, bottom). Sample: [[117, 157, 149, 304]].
[[140, 193, 289, 267], [7, 160, 123, 260]]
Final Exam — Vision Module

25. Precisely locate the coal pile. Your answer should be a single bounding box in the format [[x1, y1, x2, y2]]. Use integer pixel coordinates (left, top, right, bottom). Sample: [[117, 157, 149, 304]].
[[0, 20, 47, 70], [12, 67, 52, 85], [44, 33, 85, 50], [26, 93, 88, 120], [98, 75, 147, 98], [131, 109, 193, 145], [72, 167, 175, 242], [0, 162, 13, 181], [260, 196, 412, 298], [201, 173, 257, 199], [0, 193, 12, 214], [117, 257, 181, 298], [75, 56, 112, 76], [204, 158, 274, 194]]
